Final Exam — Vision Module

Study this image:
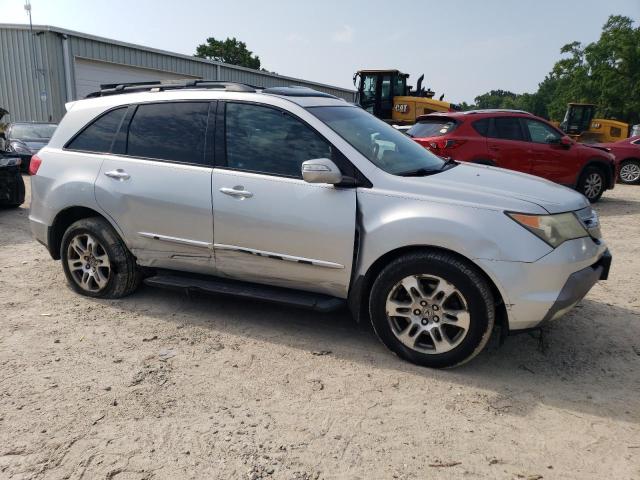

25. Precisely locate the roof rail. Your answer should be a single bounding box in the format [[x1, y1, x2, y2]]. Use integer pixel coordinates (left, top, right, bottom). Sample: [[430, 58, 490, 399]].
[[262, 86, 339, 99], [85, 80, 259, 98], [462, 109, 533, 115]]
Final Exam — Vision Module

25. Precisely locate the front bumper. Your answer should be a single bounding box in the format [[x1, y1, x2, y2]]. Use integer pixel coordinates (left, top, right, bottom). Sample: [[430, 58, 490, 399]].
[[540, 249, 611, 324], [0, 166, 25, 206], [477, 237, 610, 330]]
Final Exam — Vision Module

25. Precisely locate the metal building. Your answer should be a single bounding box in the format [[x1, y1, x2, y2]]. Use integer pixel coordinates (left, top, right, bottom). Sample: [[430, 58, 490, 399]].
[[0, 23, 355, 123]]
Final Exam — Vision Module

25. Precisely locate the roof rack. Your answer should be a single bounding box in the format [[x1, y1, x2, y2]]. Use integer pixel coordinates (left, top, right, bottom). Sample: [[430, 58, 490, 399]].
[[85, 80, 259, 98], [462, 109, 532, 115]]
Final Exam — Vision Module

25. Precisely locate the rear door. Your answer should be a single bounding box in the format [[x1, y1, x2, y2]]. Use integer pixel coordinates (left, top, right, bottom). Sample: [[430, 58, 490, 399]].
[[486, 117, 532, 173], [94, 101, 215, 273], [522, 118, 577, 185], [211, 101, 356, 298]]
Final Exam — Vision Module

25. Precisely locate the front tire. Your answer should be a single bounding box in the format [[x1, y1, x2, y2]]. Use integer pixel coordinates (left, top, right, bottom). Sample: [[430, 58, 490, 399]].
[[369, 251, 495, 368], [578, 167, 605, 202], [61, 217, 141, 298], [619, 160, 640, 184]]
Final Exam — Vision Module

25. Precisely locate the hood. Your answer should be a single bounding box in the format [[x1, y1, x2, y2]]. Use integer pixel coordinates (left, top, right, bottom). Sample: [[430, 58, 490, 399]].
[[388, 162, 589, 214]]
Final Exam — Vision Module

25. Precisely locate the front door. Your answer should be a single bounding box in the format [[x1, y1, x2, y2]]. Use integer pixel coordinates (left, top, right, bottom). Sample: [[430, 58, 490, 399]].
[[522, 118, 577, 185], [95, 101, 215, 273], [212, 102, 356, 298]]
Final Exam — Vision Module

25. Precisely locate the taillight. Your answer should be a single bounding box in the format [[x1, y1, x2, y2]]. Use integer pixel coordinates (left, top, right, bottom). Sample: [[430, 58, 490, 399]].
[[29, 154, 42, 175], [427, 138, 466, 151]]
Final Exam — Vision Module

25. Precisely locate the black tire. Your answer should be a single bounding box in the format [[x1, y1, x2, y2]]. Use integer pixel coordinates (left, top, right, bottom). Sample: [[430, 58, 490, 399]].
[[369, 251, 495, 368], [618, 159, 640, 185], [61, 217, 141, 298], [472, 159, 496, 166], [577, 166, 605, 203]]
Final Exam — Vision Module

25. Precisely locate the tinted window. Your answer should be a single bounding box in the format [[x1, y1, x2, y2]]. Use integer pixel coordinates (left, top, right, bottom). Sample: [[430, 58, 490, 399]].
[[310, 106, 445, 176], [127, 102, 209, 164], [490, 117, 524, 141], [225, 103, 331, 178], [524, 119, 561, 144], [407, 119, 457, 138], [67, 108, 125, 152], [472, 118, 490, 136]]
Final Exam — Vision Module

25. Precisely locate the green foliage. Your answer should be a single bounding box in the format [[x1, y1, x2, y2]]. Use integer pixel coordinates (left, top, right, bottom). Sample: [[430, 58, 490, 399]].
[[195, 37, 261, 70], [469, 15, 640, 125]]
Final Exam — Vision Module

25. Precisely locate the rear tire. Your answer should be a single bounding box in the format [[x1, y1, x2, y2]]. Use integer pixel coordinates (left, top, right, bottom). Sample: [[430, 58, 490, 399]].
[[61, 217, 141, 298], [577, 166, 605, 203], [368, 251, 495, 368], [619, 159, 640, 184]]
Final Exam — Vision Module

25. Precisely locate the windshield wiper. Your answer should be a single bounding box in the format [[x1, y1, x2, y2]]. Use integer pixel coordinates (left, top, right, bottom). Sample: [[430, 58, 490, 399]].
[[396, 167, 440, 177], [440, 157, 458, 170]]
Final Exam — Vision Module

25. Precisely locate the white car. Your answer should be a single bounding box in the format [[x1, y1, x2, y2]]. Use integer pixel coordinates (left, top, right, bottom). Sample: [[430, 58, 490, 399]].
[[28, 82, 611, 368]]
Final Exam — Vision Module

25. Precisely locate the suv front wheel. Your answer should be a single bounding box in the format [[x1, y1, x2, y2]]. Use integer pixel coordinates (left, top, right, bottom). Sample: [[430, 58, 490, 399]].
[[369, 251, 495, 368], [578, 167, 605, 203], [61, 217, 141, 298]]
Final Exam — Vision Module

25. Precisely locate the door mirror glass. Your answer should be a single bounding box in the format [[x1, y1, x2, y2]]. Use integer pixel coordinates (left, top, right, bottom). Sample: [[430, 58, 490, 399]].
[[301, 158, 342, 184]]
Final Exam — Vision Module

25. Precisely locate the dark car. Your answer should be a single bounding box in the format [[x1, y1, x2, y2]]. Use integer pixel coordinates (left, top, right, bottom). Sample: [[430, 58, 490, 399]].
[[407, 110, 617, 202], [1, 122, 57, 173], [596, 136, 640, 184], [0, 152, 25, 208]]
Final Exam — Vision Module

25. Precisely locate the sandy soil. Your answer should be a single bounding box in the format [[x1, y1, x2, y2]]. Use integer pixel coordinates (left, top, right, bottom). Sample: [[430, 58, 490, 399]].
[[0, 177, 639, 480]]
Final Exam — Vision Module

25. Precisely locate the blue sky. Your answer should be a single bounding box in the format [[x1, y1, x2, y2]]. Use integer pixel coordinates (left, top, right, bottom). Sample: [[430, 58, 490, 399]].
[[1, 0, 638, 103]]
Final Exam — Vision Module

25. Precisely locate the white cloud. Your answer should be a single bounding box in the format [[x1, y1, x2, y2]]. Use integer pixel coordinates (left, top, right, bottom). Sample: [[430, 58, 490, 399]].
[[331, 25, 354, 43]]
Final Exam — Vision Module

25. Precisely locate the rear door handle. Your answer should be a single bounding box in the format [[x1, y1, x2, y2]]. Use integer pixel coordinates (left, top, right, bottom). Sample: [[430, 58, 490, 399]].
[[104, 169, 130, 181], [220, 186, 253, 199]]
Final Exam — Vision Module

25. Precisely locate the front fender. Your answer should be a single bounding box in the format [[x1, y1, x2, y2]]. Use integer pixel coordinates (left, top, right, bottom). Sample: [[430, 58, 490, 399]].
[[355, 190, 552, 279]]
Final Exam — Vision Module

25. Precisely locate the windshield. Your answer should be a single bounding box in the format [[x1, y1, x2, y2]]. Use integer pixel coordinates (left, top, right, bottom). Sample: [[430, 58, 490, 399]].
[[309, 106, 445, 175], [10, 123, 57, 140], [407, 119, 457, 138]]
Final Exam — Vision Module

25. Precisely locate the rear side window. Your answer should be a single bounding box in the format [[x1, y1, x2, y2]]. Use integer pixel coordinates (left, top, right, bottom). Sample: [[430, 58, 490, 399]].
[[407, 119, 457, 138], [127, 102, 210, 164], [66, 107, 126, 153], [225, 102, 331, 178], [489, 117, 525, 141], [472, 118, 490, 136]]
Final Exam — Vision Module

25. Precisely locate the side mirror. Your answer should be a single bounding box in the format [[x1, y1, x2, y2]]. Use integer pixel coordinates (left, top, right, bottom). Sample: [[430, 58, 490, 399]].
[[559, 136, 573, 147], [301, 158, 343, 185]]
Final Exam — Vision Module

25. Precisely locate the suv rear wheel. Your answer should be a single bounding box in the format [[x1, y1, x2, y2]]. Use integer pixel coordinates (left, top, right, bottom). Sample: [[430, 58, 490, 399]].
[[369, 251, 495, 368], [578, 166, 605, 202], [61, 217, 141, 298]]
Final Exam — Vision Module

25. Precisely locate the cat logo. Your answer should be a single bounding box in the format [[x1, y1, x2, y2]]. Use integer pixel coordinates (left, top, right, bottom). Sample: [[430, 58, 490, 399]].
[[394, 104, 409, 114]]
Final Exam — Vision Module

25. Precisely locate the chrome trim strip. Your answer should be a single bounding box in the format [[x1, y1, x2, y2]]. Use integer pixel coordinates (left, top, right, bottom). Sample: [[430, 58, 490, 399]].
[[214, 243, 344, 269], [138, 232, 213, 249]]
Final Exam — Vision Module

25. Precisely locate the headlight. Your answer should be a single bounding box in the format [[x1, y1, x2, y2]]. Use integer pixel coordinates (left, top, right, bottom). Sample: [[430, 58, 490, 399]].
[[8, 140, 32, 155], [0, 157, 22, 167], [507, 212, 588, 248]]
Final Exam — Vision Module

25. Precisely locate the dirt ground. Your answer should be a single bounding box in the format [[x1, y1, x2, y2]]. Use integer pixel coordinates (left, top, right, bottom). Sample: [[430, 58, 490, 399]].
[[1, 177, 639, 480]]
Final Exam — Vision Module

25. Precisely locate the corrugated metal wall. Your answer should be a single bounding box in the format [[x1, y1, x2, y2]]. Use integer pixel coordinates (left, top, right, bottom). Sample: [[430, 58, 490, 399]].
[[0, 24, 355, 123]]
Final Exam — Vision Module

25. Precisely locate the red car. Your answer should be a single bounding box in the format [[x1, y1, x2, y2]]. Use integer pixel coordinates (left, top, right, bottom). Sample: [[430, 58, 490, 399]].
[[407, 110, 616, 202], [596, 136, 640, 184]]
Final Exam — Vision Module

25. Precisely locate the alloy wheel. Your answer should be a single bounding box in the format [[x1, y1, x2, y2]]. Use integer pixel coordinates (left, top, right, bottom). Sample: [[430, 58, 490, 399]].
[[620, 163, 640, 183], [66, 233, 111, 292], [385, 274, 470, 354], [584, 172, 603, 199]]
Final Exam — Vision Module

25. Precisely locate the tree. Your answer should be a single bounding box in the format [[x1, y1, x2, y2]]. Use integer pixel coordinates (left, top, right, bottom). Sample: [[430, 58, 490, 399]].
[[195, 37, 261, 70], [471, 15, 640, 125]]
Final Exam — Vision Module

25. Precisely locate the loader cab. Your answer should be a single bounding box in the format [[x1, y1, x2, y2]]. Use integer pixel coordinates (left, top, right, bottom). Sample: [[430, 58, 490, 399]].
[[354, 70, 408, 121], [560, 103, 596, 135]]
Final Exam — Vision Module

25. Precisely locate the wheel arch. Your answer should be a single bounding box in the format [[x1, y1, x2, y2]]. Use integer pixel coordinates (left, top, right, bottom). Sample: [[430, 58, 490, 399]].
[[579, 158, 614, 188], [348, 244, 508, 332], [48, 206, 121, 260]]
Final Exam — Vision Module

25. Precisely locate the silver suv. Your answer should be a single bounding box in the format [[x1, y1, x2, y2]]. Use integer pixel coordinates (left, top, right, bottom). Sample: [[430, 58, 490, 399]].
[[29, 82, 611, 368]]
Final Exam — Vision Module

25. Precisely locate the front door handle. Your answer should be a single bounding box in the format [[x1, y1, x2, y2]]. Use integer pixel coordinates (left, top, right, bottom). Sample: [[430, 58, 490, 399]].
[[220, 186, 253, 199], [104, 169, 130, 181]]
